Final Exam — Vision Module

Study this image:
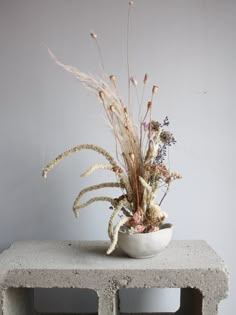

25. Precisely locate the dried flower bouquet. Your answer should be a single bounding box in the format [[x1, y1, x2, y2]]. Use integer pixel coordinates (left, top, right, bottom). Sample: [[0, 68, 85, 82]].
[[42, 2, 181, 255]]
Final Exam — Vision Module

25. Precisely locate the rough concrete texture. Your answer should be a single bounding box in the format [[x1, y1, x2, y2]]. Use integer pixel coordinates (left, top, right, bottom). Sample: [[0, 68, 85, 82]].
[[0, 240, 228, 315]]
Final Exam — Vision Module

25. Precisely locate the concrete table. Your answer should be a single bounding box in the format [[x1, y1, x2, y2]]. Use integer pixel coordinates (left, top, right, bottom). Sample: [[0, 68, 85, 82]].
[[0, 240, 228, 315]]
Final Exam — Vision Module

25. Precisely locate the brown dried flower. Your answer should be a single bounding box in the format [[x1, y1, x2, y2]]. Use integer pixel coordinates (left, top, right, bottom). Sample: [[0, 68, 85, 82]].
[[147, 101, 152, 109]]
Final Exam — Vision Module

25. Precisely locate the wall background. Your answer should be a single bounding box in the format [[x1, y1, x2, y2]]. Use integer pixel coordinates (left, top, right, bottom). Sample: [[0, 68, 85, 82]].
[[0, 0, 235, 313]]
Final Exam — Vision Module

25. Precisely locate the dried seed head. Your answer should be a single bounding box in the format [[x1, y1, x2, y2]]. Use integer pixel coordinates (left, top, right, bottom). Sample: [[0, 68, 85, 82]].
[[112, 166, 122, 173], [124, 107, 128, 113], [109, 105, 115, 112], [130, 76, 138, 86], [129, 153, 135, 161], [171, 172, 182, 179], [160, 130, 175, 145], [99, 91, 104, 100], [165, 177, 171, 184], [152, 85, 159, 94], [109, 75, 116, 82], [147, 101, 152, 109], [150, 120, 161, 132], [143, 73, 148, 84], [90, 32, 97, 39]]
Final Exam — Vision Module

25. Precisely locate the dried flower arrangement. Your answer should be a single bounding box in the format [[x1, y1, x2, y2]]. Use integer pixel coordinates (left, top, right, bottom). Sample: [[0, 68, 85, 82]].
[[42, 1, 182, 255]]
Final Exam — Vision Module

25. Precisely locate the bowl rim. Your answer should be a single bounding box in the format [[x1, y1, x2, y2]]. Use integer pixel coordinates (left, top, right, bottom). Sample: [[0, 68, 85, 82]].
[[118, 223, 173, 236]]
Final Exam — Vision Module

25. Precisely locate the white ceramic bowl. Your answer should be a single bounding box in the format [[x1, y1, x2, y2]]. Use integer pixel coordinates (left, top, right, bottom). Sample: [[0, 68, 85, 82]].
[[118, 223, 173, 258]]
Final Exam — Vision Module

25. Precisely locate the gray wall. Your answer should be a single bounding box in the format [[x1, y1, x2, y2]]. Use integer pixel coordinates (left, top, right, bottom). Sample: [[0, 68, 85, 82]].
[[0, 0, 235, 313]]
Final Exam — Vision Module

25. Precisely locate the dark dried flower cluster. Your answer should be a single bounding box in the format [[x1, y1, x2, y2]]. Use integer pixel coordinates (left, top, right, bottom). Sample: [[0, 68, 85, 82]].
[[160, 131, 176, 145], [147, 117, 177, 165], [161, 116, 170, 127]]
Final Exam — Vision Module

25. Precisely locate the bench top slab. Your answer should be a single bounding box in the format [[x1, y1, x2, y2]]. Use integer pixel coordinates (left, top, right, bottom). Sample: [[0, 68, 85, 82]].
[[0, 240, 226, 272]]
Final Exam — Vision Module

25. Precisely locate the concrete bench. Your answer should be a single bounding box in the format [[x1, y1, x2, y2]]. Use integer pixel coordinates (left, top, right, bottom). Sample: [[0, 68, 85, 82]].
[[0, 240, 228, 315]]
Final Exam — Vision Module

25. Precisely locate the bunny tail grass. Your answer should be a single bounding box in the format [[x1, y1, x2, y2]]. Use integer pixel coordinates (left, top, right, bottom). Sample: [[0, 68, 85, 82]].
[[42, 144, 117, 178], [80, 164, 113, 177], [73, 196, 115, 218], [73, 182, 124, 217], [106, 217, 130, 255]]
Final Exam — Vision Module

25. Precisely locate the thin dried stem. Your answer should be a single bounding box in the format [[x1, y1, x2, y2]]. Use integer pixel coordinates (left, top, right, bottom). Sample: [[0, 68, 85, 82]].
[[159, 183, 170, 206], [139, 85, 145, 118], [127, 2, 133, 107], [94, 37, 105, 74]]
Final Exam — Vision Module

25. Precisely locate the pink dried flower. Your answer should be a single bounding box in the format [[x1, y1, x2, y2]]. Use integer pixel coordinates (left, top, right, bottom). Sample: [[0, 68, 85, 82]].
[[142, 121, 149, 131]]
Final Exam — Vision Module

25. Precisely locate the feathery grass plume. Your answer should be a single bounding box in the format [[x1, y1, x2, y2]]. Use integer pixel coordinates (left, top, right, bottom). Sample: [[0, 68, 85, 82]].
[[108, 198, 131, 240], [81, 163, 133, 202], [81, 164, 114, 177], [42, 144, 117, 178], [47, 49, 144, 213], [73, 196, 115, 218], [107, 216, 130, 255]]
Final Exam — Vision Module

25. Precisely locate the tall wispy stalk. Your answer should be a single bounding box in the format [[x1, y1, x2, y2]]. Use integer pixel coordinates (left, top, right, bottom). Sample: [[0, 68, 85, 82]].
[[127, 1, 134, 107], [90, 32, 106, 75]]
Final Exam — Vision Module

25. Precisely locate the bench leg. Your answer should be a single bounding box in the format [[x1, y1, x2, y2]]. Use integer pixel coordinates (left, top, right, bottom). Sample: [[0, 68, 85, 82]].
[[202, 296, 220, 315], [177, 288, 202, 315], [2, 288, 35, 315], [98, 290, 120, 315]]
